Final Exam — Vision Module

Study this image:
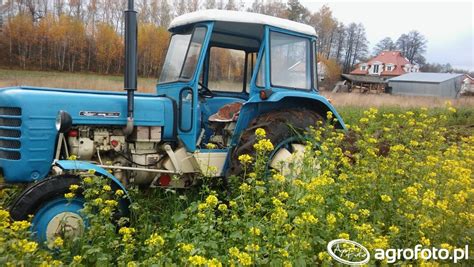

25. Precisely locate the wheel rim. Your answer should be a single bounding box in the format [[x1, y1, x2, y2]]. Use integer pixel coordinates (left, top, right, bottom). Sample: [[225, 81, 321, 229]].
[[267, 136, 308, 176], [32, 197, 86, 246]]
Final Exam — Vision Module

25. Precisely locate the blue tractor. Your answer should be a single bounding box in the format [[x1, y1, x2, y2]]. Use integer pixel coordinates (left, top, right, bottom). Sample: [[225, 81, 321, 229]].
[[0, 2, 345, 244]]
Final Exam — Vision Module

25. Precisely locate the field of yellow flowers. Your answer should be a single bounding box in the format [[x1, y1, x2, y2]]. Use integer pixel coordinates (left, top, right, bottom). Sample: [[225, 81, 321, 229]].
[[0, 105, 473, 266]]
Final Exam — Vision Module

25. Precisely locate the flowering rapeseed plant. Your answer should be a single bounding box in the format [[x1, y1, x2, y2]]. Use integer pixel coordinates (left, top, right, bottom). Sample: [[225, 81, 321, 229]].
[[0, 107, 472, 265]]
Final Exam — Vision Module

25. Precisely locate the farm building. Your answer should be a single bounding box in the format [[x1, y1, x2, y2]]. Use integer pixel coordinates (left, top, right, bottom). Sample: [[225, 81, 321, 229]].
[[350, 51, 419, 77], [388, 73, 464, 98]]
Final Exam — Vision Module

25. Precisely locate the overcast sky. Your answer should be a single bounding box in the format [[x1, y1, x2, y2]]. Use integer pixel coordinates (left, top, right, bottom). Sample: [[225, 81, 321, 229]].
[[297, 0, 473, 70]]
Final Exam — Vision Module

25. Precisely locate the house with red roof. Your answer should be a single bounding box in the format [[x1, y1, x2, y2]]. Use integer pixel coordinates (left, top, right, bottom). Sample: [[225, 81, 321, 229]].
[[350, 51, 419, 77]]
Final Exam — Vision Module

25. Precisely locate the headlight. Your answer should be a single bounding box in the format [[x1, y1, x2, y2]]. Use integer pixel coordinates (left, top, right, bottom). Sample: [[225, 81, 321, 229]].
[[55, 110, 73, 133]]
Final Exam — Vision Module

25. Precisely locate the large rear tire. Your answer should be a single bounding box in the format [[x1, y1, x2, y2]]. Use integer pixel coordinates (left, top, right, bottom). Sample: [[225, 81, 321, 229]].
[[228, 108, 323, 177]]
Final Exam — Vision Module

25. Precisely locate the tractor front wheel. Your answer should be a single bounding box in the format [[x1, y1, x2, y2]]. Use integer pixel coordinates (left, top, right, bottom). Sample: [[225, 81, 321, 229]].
[[10, 175, 86, 245]]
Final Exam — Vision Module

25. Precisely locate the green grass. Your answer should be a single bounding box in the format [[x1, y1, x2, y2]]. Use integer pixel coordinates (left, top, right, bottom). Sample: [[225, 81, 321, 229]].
[[0, 68, 158, 93]]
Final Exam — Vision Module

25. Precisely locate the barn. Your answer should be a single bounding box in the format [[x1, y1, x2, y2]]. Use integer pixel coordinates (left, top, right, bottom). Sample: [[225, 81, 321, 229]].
[[388, 73, 464, 98]]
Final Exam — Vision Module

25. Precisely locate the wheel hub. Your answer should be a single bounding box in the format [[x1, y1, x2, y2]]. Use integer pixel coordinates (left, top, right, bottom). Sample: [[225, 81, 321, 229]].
[[46, 212, 84, 245], [270, 143, 306, 175]]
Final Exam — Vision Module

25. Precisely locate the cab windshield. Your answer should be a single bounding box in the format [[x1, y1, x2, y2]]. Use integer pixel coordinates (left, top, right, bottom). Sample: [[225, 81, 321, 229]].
[[159, 27, 207, 84]]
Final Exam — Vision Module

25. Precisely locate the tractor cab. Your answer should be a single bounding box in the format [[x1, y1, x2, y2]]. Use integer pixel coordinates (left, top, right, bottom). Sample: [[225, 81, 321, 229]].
[[157, 10, 325, 153]]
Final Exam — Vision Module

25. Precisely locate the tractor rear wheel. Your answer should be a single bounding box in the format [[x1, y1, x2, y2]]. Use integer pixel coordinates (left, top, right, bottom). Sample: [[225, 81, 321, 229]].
[[228, 108, 323, 177]]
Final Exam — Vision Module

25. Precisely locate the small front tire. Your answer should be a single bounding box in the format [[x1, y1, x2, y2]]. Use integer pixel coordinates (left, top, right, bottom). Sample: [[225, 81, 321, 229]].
[[10, 175, 86, 245]]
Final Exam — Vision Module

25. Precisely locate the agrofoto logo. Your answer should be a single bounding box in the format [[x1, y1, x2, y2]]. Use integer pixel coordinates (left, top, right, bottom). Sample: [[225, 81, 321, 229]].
[[327, 239, 469, 265]]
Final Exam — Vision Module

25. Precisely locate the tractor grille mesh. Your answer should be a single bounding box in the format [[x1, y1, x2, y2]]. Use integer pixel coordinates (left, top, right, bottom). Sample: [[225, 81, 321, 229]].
[[0, 129, 21, 138], [0, 150, 20, 160], [0, 118, 21, 127], [0, 140, 20, 149], [0, 107, 22, 160], [0, 107, 21, 116]]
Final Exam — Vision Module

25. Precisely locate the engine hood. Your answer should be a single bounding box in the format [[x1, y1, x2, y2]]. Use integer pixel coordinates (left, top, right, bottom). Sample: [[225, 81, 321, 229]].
[[0, 86, 175, 183], [0, 86, 173, 127]]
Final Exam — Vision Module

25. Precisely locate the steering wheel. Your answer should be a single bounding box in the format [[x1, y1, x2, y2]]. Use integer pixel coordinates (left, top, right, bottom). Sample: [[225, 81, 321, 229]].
[[198, 82, 214, 98]]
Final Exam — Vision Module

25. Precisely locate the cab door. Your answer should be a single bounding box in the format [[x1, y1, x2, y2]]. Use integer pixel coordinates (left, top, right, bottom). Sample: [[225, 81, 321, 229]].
[[157, 24, 213, 152]]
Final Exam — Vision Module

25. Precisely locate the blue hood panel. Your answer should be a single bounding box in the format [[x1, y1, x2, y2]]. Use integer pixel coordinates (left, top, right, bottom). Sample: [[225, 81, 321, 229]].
[[0, 86, 175, 183]]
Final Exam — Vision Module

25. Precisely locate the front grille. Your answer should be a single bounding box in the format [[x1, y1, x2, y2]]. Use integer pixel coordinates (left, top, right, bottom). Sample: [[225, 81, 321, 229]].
[[0, 140, 20, 149], [0, 107, 22, 161], [0, 107, 21, 116], [0, 150, 20, 160], [0, 118, 21, 127], [0, 129, 21, 138]]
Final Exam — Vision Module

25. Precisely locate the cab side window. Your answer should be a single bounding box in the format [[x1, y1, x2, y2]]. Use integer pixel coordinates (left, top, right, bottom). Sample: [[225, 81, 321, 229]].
[[270, 32, 310, 89]]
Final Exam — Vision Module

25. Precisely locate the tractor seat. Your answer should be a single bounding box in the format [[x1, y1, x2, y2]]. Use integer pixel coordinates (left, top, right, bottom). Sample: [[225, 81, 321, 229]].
[[208, 102, 243, 122]]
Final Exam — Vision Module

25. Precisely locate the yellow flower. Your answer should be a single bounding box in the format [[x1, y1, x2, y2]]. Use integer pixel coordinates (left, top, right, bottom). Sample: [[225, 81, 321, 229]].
[[208, 258, 222, 267], [389, 225, 399, 234], [278, 191, 289, 200], [249, 227, 261, 236], [350, 213, 359, 221], [229, 247, 240, 257], [239, 183, 251, 192], [93, 198, 103, 205], [440, 243, 453, 251], [301, 212, 318, 224], [254, 139, 274, 152], [237, 252, 252, 266], [83, 177, 93, 184], [115, 189, 125, 197], [205, 195, 219, 207], [181, 243, 194, 253], [64, 192, 75, 199], [73, 255, 82, 262], [102, 185, 112, 191], [272, 173, 285, 183], [238, 154, 253, 164], [119, 227, 135, 242], [338, 233, 350, 240], [326, 213, 336, 225], [105, 200, 118, 207], [380, 194, 392, 202], [245, 243, 260, 252], [279, 248, 289, 258], [188, 255, 207, 266], [69, 184, 80, 192], [53, 237, 64, 248], [10, 221, 30, 231], [359, 209, 370, 217], [421, 236, 430, 246], [20, 239, 38, 253], [255, 128, 266, 138], [145, 233, 165, 247], [206, 143, 217, 149], [218, 204, 227, 212]]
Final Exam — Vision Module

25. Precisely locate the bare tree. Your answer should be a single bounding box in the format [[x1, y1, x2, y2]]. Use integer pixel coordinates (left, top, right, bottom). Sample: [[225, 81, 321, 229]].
[[373, 37, 396, 55], [396, 30, 427, 64], [286, 0, 308, 23], [204, 0, 215, 9]]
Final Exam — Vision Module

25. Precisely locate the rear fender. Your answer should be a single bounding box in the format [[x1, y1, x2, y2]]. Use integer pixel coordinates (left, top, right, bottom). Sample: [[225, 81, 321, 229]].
[[232, 92, 345, 145], [54, 160, 129, 197]]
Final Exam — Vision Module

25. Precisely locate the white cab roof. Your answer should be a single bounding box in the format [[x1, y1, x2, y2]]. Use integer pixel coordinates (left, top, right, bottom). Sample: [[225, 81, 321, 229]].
[[169, 10, 316, 37]]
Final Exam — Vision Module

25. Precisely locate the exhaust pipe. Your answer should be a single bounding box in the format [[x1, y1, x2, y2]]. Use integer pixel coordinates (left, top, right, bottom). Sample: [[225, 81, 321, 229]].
[[124, 0, 137, 135]]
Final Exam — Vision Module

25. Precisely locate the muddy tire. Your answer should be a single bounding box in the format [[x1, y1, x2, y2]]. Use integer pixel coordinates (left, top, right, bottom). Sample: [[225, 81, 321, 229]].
[[228, 108, 323, 177]]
